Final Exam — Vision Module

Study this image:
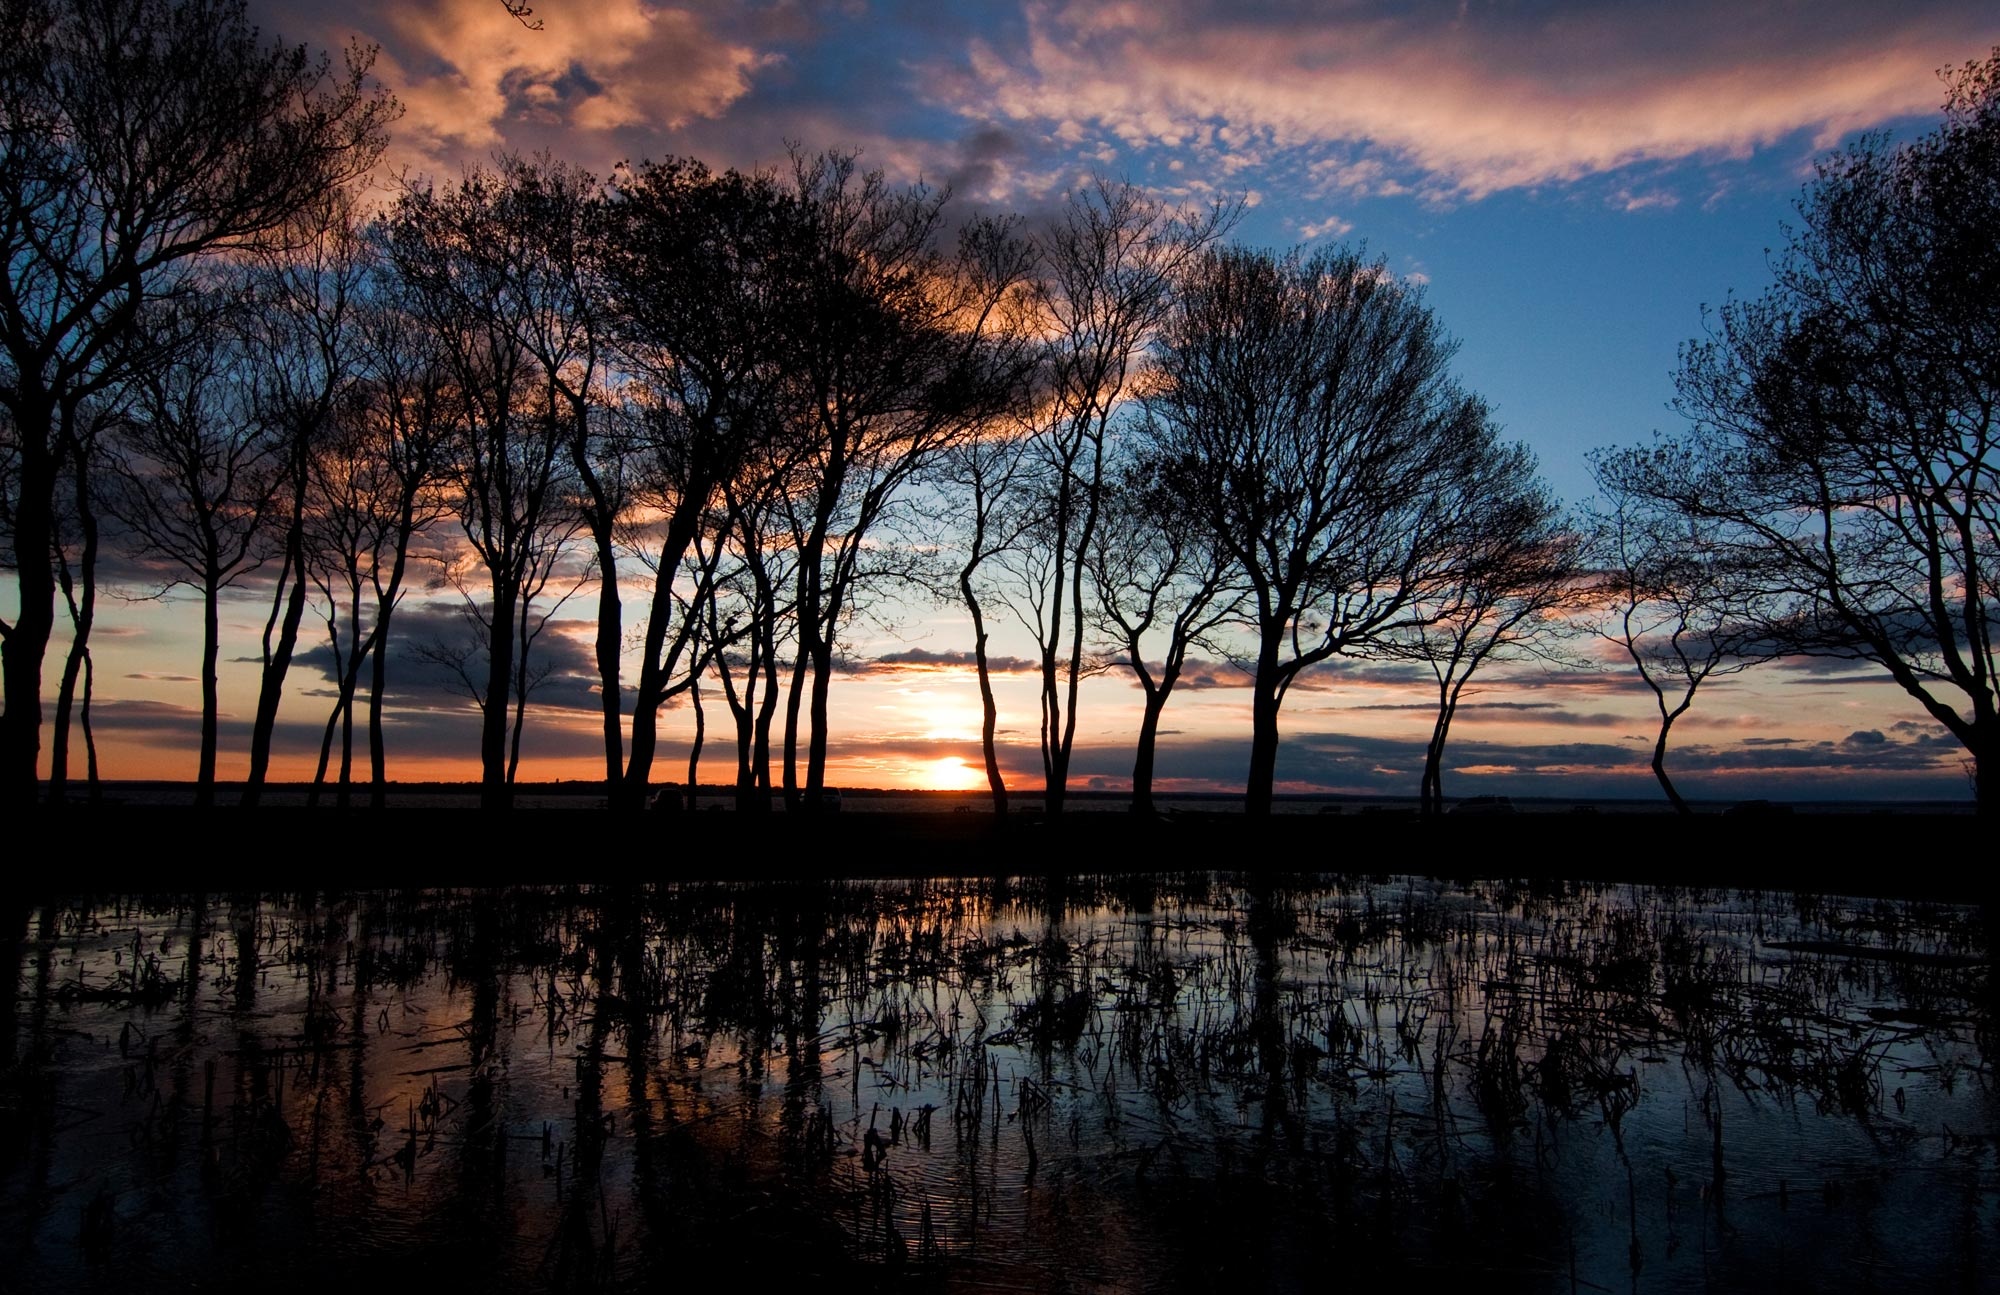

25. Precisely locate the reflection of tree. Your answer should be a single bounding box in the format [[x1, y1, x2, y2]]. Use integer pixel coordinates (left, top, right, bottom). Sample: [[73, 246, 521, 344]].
[[11, 881, 1991, 1289]]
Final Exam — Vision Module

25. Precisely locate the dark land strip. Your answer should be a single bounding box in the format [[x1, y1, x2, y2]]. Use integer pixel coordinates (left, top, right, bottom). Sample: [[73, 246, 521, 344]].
[[18, 799, 1991, 904]]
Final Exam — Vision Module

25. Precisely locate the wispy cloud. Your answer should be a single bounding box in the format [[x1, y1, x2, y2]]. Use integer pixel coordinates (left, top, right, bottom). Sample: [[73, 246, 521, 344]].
[[938, 1, 1998, 200]]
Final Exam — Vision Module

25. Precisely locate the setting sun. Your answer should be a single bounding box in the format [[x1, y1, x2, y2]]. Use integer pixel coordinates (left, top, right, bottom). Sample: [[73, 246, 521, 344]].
[[928, 756, 985, 790]]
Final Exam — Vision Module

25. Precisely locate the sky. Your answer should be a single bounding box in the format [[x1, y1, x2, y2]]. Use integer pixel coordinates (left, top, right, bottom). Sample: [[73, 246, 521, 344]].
[[30, 0, 2000, 803]]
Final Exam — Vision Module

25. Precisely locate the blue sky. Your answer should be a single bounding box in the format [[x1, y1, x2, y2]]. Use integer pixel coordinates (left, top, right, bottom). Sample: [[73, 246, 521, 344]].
[[42, 0, 2000, 800], [266, 0, 1998, 503]]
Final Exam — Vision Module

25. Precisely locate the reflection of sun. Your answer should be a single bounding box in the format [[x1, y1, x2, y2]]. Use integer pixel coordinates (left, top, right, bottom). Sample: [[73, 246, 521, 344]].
[[927, 756, 983, 790]]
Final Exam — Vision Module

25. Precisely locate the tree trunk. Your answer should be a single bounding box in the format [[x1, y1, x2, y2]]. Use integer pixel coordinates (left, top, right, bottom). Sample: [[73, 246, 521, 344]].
[[480, 588, 516, 810], [961, 568, 1008, 816], [1651, 715, 1691, 814], [782, 649, 809, 812], [1244, 626, 1287, 818], [618, 501, 706, 811], [1245, 681, 1282, 819], [507, 597, 533, 788], [80, 648, 100, 805], [308, 684, 341, 808], [1131, 686, 1167, 815], [1421, 698, 1454, 817], [50, 638, 84, 808], [198, 572, 222, 809], [570, 414, 623, 793], [752, 647, 780, 815], [0, 415, 59, 812], [591, 538, 622, 792], [50, 469, 98, 808], [243, 469, 311, 807], [367, 630, 391, 811], [367, 507, 420, 811], [335, 580, 364, 811], [686, 678, 705, 805], [1038, 541, 1070, 817], [336, 669, 355, 810], [806, 641, 834, 799], [1971, 720, 1996, 817]]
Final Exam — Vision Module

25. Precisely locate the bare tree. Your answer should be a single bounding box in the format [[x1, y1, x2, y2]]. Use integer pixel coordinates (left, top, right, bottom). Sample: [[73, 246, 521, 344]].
[[383, 168, 580, 809], [238, 189, 372, 806], [924, 223, 1041, 814], [1632, 51, 2000, 813], [705, 461, 801, 812], [47, 397, 123, 806], [1150, 244, 1502, 816], [769, 152, 1022, 810], [104, 304, 282, 805], [409, 547, 579, 790], [356, 301, 454, 807], [1384, 447, 1581, 815], [933, 422, 1036, 815], [488, 157, 627, 791], [998, 179, 1230, 815], [1087, 446, 1244, 814], [1590, 458, 1784, 812], [594, 157, 796, 809], [0, 0, 393, 809], [301, 298, 451, 808]]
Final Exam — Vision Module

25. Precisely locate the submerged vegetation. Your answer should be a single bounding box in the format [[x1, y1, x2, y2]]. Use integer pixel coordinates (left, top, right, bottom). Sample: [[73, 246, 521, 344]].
[[3, 876, 1993, 1289]]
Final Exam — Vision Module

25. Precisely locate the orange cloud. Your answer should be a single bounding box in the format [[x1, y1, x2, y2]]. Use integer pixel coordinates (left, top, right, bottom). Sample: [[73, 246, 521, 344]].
[[269, 0, 771, 179]]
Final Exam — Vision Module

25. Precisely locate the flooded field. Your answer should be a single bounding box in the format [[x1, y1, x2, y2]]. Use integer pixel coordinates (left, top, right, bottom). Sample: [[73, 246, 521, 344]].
[[3, 876, 1994, 1291]]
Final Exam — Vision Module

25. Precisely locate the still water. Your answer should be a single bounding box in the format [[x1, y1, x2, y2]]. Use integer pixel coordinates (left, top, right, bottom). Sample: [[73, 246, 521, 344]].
[[3, 876, 1994, 1291]]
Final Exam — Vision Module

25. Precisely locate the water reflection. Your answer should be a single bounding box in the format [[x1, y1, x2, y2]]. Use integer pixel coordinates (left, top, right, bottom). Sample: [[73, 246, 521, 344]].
[[3, 877, 1994, 1291]]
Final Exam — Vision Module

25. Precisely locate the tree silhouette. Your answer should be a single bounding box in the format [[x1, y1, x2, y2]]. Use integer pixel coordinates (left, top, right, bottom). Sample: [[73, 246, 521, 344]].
[[1150, 245, 1503, 816], [1087, 446, 1243, 815], [1626, 49, 2000, 813], [104, 301, 283, 806], [768, 152, 1022, 810], [1588, 464, 1782, 813], [383, 167, 581, 809], [598, 157, 787, 810], [237, 190, 373, 807], [0, 0, 393, 809], [490, 158, 626, 791], [302, 296, 451, 808], [1000, 180, 1229, 816], [1386, 445, 1579, 815], [46, 396, 122, 806]]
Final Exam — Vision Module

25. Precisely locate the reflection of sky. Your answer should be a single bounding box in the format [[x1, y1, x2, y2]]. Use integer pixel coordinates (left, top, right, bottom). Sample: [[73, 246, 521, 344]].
[[13, 882, 1992, 1288], [28, 0, 1998, 799]]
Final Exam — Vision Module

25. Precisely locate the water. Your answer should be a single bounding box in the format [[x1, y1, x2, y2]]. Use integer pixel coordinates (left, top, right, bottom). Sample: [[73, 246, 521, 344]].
[[4, 876, 1994, 1290]]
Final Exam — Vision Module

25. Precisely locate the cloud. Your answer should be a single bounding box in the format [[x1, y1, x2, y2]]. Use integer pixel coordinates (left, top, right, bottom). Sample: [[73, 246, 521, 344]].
[[256, 0, 772, 179], [293, 598, 607, 713], [869, 647, 1040, 675], [939, 1, 1999, 200], [1297, 214, 1354, 240]]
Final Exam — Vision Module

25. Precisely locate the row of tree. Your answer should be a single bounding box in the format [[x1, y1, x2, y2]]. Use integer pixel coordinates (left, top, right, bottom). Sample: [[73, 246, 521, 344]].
[[4, 0, 1993, 815]]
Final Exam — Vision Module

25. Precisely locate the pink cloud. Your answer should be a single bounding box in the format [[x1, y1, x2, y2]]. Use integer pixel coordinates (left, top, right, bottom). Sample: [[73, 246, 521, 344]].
[[948, 2, 2000, 198]]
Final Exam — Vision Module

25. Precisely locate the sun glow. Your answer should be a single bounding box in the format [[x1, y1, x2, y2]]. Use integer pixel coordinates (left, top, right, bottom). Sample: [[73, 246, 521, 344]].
[[905, 690, 985, 742], [928, 756, 984, 790]]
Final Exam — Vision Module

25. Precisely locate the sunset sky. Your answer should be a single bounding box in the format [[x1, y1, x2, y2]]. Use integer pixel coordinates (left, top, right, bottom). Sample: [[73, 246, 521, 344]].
[[38, 0, 2000, 802]]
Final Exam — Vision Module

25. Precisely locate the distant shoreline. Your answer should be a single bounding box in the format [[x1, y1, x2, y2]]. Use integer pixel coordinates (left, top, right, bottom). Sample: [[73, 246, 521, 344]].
[[13, 790, 1989, 905], [28, 778, 1979, 816]]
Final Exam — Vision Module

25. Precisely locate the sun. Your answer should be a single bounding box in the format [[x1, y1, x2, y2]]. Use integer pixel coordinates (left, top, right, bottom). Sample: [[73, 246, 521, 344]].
[[926, 756, 984, 790]]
